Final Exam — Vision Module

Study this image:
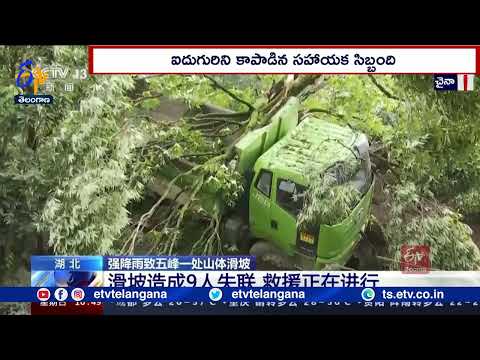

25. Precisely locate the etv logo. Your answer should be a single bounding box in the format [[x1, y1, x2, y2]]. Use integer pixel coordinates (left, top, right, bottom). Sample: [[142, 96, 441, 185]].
[[14, 59, 53, 105], [400, 245, 430, 273]]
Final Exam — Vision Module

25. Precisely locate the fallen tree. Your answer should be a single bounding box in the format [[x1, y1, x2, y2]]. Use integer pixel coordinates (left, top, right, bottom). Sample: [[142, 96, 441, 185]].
[[122, 73, 480, 271], [122, 74, 326, 255]]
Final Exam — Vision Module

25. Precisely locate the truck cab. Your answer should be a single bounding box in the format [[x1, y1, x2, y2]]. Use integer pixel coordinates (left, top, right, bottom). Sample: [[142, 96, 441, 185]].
[[152, 97, 375, 270], [234, 98, 374, 269]]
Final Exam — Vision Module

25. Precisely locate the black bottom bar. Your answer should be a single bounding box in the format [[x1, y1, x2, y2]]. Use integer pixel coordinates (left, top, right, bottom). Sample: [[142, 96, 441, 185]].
[[103, 302, 480, 315]]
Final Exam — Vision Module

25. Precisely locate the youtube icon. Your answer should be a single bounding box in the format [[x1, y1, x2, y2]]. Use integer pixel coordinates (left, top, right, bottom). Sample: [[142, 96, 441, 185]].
[[36, 288, 51, 301]]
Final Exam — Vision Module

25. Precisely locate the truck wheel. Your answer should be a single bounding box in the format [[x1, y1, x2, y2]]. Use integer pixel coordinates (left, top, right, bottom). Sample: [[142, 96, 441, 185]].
[[221, 215, 251, 253], [249, 241, 293, 270]]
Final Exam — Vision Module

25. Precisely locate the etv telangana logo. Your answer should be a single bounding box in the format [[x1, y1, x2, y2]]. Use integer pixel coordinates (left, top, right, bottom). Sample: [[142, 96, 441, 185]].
[[14, 59, 53, 105], [400, 245, 430, 273]]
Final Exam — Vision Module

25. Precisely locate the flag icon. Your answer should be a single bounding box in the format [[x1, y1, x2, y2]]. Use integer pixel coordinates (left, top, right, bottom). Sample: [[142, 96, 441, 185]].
[[457, 74, 475, 91]]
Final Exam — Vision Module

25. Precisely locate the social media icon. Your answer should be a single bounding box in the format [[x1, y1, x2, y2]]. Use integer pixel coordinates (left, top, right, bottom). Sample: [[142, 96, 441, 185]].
[[37, 288, 51, 301], [54, 288, 68, 302], [71, 288, 85, 302], [209, 288, 223, 302], [361, 288, 375, 302]]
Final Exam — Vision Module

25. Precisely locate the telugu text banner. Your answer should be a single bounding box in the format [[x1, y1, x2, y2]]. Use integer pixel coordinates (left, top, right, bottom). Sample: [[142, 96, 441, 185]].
[[89, 46, 477, 75]]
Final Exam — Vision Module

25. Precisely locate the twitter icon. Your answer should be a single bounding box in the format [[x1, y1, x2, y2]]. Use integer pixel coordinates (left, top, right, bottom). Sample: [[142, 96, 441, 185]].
[[209, 288, 223, 302]]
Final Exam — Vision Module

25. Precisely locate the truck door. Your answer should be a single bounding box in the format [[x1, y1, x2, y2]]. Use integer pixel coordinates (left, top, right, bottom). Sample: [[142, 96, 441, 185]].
[[270, 177, 309, 255], [249, 169, 273, 239]]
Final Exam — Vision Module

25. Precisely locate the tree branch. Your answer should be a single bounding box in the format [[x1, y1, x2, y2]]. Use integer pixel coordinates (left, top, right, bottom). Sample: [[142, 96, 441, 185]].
[[179, 152, 222, 158], [124, 165, 200, 253], [368, 75, 401, 101], [204, 75, 255, 111], [194, 111, 250, 119], [306, 108, 362, 122], [133, 93, 164, 105], [262, 75, 324, 118], [189, 117, 247, 127], [307, 108, 344, 118]]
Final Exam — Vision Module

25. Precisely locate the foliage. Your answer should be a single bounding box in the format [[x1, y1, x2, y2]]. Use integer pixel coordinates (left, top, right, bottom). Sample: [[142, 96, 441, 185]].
[[383, 183, 480, 270], [36, 74, 141, 254], [0, 46, 142, 258], [303, 74, 480, 269], [298, 160, 361, 229], [2, 46, 480, 273], [202, 162, 244, 208], [452, 188, 480, 215], [129, 121, 215, 186], [303, 75, 398, 139], [144, 74, 280, 111], [306, 75, 480, 197]]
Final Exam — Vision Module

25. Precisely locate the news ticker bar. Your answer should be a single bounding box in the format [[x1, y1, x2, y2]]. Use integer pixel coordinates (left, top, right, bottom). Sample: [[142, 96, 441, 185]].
[[3, 286, 480, 303], [89, 46, 479, 75], [29, 255, 480, 287], [31, 255, 255, 271]]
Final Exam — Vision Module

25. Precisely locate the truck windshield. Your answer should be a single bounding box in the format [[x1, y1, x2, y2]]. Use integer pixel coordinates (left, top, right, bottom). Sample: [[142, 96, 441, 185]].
[[350, 158, 372, 194], [326, 157, 372, 195], [276, 179, 307, 216]]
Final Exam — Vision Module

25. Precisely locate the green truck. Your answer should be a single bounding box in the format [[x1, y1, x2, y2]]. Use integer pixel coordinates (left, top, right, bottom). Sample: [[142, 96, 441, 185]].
[[152, 97, 375, 270]]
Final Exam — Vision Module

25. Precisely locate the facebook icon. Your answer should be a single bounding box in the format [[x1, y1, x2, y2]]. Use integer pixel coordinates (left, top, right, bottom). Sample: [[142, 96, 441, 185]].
[[54, 288, 68, 302]]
